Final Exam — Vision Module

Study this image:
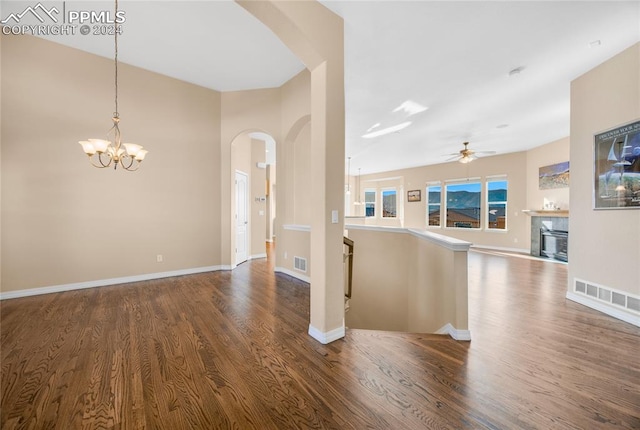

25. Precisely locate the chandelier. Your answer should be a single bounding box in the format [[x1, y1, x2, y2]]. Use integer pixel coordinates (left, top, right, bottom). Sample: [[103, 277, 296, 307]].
[[78, 0, 147, 170]]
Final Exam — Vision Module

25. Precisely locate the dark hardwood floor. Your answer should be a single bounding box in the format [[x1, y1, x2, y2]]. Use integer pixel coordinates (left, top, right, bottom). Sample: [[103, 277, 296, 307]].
[[1, 248, 639, 429]]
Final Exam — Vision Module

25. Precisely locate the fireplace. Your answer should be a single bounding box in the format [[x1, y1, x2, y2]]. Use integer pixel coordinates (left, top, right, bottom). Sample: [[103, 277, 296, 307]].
[[525, 212, 569, 262], [540, 229, 568, 262]]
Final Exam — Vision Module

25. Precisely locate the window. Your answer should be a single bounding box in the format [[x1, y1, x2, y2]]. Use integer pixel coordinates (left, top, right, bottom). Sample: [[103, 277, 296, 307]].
[[487, 179, 508, 230], [382, 189, 397, 218], [445, 182, 481, 228], [365, 189, 376, 217], [427, 183, 441, 227]]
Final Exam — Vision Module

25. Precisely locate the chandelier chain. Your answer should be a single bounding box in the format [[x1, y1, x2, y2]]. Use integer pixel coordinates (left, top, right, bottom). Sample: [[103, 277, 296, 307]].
[[77, 0, 148, 171], [114, 0, 119, 118]]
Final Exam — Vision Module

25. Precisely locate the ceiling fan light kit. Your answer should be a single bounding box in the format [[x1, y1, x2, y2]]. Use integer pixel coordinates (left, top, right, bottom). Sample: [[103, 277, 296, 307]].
[[446, 141, 496, 164]]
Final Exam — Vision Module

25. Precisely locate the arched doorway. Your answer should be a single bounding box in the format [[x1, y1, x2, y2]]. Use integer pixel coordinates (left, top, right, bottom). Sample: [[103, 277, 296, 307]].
[[229, 130, 277, 267]]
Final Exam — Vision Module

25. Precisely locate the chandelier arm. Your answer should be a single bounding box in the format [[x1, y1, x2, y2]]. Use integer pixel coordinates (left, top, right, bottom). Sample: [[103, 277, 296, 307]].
[[122, 157, 140, 171], [99, 152, 113, 168], [121, 155, 133, 170], [88, 153, 111, 168]]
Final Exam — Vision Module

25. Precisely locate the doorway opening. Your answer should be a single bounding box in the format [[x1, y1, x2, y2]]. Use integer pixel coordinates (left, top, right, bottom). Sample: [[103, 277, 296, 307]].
[[230, 131, 277, 268]]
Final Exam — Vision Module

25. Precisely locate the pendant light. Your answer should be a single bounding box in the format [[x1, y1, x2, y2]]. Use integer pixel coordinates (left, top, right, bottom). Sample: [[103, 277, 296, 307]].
[[78, 0, 148, 170]]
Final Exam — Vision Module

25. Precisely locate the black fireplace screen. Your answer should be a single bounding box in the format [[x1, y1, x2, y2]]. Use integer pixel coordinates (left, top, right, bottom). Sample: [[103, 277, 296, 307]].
[[540, 229, 568, 262]]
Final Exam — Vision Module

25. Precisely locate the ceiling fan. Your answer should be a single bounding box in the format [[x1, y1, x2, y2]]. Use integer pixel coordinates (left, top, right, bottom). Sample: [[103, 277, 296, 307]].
[[446, 141, 496, 164]]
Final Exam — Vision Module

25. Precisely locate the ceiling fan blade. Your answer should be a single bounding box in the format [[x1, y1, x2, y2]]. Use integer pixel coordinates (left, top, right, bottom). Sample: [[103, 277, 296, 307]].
[[445, 155, 462, 162], [474, 150, 497, 155]]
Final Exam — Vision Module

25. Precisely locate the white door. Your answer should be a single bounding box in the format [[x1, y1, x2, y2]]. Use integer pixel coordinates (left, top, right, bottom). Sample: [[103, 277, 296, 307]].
[[235, 171, 249, 265]]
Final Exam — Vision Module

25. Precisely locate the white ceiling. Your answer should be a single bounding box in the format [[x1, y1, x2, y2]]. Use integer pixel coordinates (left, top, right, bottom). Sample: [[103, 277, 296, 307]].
[[3, 0, 639, 174]]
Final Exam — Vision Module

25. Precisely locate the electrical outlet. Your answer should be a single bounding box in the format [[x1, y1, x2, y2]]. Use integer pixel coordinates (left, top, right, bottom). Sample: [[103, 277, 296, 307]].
[[284, 251, 288, 259], [156, 254, 163, 263]]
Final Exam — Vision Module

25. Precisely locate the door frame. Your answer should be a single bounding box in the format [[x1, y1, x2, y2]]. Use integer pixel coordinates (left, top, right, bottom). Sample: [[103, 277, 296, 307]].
[[235, 170, 249, 266]]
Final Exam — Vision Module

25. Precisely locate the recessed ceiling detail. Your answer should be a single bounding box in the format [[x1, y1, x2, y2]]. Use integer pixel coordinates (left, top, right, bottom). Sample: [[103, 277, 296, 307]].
[[393, 100, 428, 116], [362, 121, 412, 139]]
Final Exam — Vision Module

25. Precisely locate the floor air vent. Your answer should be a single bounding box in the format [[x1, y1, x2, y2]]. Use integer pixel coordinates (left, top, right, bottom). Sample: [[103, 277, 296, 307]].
[[574, 278, 640, 316], [294, 256, 307, 273]]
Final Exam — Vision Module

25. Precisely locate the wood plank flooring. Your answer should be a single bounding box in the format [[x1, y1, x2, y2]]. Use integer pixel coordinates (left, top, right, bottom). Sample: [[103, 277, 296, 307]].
[[1, 249, 639, 429]]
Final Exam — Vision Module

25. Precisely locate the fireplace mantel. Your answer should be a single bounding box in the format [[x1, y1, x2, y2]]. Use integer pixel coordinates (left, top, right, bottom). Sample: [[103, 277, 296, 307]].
[[522, 209, 569, 217]]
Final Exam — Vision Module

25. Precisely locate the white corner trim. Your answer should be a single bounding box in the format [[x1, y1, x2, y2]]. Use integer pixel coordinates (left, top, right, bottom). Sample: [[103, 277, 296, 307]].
[[345, 224, 409, 234], [282, 224, 311, 232], [274, 267, 311, 284], [436, 323, 472, 341], [308, 324, 345, 344], [470, 245, 530, 254], [408, 229, 472, 251], [345, 225, 472, 251], [0, 265, 227, 301], [249, 253, 267, 260], [566, 291, 640, 328]]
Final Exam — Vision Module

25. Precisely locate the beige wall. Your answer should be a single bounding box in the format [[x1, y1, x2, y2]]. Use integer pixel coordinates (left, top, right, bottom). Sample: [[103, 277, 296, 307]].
[[266, 164, 276, 241], [250, 139, 267, 257], [2, 2, 345, 341], [293, 122, 312, 225], [1, 35, 315, 294], [1, 34, 221, 292], [569, 43, 640, 299], [0, 32, 316, 295], [526, 137, 571, 212], [356, 151, 529, 251], [276, 228, 311, 280], [346, 227, 469, 335], [239, 1, 347, 339], [276, 71, 312, 276], [221, 88, 281, 268], [345, 229, 409, 331]]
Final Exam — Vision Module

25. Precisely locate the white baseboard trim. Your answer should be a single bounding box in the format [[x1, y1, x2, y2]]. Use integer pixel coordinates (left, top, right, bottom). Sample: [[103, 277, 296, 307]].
[[249, 253, 267, 260], [274, 266, 310, 284], [566, 291, 640, 327], [436, 323, 472, 341], [308, 324, 345, 344], [0, 265, 227, 301]]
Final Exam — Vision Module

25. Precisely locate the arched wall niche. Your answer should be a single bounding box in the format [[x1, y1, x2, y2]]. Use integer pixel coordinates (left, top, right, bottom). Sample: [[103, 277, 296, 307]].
[[284, 114, 312, 225]]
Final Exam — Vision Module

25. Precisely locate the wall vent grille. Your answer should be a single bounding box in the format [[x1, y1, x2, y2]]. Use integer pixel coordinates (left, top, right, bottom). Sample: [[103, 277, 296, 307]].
[[574, 278, 640, 316], [294, 256, 307, 273]]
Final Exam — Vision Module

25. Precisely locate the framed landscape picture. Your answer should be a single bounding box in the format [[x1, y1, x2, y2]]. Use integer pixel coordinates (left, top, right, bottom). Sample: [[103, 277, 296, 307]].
[[407, 189, 421, 202], [593, 119, 640, 209], [539, 162, 569, 189]]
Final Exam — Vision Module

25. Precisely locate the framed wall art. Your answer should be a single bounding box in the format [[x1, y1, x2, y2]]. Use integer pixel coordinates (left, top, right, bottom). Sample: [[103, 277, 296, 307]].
[[539, 161, 569, 189], [593, 119, 640, 209], [407, 189, 421, 202]]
